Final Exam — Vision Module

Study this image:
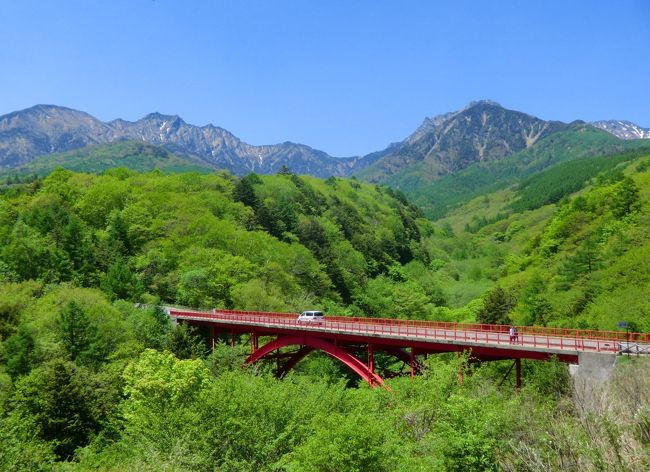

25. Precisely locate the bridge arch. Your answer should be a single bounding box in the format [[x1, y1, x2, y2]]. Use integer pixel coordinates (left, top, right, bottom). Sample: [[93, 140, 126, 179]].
[[245, 335, 385, 387]]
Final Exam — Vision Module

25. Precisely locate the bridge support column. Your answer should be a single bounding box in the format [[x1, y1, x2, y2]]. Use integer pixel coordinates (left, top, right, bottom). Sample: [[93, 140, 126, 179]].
[[368, 344, 374, 374], [251, 334, 259, 354], [231, 332, 235, 349], [515, 358, 521, 389], [211, 326, 215, 352], [410, 347, 415, 379]]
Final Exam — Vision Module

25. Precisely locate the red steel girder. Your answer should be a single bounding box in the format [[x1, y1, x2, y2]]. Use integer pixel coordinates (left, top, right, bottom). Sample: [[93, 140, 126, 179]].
[[246, 335, 385, 387]]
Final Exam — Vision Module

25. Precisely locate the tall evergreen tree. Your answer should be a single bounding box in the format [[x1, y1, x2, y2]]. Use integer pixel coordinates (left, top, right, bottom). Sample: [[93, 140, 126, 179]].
[[57, 301, 94, 362], [14, 360, 100, 460], [233, 176, 259, 208], [476, 287, 516, 325]]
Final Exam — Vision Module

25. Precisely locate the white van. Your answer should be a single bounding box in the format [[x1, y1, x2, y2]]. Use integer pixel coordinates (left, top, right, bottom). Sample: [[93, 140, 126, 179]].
[[297, 310, 325, 324]]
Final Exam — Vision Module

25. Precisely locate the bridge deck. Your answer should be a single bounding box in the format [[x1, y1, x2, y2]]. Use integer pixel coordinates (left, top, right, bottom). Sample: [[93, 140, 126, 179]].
[[168, 308, 643, 363]]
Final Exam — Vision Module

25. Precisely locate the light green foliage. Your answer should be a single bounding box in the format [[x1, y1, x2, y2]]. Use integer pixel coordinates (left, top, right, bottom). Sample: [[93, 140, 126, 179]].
[[0, 413, 56, 470], [1, 151, 650, 469], [0, 169, 430, 318], [176, 248, 255, 308], [0, 281, 43, 340], [282, 411, 398, 472], [0, 284, 647, 470], [121, 350, 210, 422], [428, 151, 650, 331]]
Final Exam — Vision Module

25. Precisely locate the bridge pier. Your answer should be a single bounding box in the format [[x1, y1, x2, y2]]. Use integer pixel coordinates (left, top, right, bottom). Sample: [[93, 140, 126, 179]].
[[250, 334, 259, 354], [515, 358, 521, 389], [368, 344, 374, 374], [410, 348, 416, 379], [571, 352, 617, 412]]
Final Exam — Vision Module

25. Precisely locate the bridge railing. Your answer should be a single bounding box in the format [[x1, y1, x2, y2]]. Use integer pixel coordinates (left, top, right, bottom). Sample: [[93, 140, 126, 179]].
[[172, 308, 650, 343], [167, 308, 635, 353]]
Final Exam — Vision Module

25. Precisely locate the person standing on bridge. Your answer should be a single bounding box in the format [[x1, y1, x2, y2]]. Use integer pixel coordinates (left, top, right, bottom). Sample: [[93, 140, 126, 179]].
[[509, 326, 516, 344]]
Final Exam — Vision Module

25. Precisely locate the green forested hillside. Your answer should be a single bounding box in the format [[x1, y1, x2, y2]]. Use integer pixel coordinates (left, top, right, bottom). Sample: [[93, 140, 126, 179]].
[[1, 160, 650, 470], [425, 152, 650, 331], [0, 141, 214, 179], [0, 168, 436, 315], [383, 126, 650, 218]]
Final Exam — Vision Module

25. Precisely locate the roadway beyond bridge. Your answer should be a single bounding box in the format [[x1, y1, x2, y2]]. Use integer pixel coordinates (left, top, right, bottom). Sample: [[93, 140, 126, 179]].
[[167, 308, 650, 388]]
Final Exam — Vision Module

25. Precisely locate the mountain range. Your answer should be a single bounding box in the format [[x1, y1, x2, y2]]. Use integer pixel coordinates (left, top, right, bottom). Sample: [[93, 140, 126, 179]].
[[1, 102, 648, 185], [0, 105, 376, 177]]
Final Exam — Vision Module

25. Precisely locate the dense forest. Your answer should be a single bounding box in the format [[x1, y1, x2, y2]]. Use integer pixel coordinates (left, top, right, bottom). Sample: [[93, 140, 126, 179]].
[[1, 154, 650, 470]]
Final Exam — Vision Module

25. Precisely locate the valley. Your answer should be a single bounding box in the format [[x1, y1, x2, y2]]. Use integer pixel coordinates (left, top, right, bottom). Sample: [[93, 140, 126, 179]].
[[1, 102, 649, 470]]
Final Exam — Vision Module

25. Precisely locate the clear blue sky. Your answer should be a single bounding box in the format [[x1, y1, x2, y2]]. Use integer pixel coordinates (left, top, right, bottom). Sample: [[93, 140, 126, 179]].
[[1, 0, 649, 156]]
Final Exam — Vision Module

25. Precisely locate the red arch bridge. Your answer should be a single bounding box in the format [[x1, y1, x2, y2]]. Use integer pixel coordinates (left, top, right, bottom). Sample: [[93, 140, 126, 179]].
[[167, 308, 650, 388]]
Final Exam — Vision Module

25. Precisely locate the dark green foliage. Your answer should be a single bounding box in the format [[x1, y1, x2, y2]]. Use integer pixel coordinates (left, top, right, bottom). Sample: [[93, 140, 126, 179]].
[[148, 306, 173, 349], [476, 287, 516, 324], [107, 210, 132, 256], [2, 325, 35, 378], [233, 174, 259, 208], [167, 323, 208, 360], [13, 360, 101, 460], [558, 237, 601, 288], [511, 152, 641, 212], [57, 301, 95, 362], [277, 164, 293, 175], [101, 259, 142, 301]]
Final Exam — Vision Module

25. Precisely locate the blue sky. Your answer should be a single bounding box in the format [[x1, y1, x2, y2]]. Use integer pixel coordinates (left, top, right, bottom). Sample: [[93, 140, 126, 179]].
[[1, 0, 649, 156]]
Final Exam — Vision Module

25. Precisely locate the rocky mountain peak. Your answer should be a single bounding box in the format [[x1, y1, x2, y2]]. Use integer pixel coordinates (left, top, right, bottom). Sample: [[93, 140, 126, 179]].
[[140, 112, 183, 124], [463, 99, 503, 110], [359, 101, 570, 182], [591, 120, 650, 140]]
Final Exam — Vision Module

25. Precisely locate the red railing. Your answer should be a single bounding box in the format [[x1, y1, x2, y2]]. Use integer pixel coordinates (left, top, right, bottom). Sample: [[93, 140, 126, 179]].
[[167, 308, 646, 354]]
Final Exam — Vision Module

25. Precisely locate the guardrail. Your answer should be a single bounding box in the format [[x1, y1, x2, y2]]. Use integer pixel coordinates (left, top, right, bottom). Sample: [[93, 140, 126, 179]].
[[168, 308, 630, 354]]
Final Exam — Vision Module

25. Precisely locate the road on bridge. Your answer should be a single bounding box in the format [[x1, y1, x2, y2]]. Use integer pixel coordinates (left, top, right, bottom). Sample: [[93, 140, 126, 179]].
[[168, 308, 635, 358]]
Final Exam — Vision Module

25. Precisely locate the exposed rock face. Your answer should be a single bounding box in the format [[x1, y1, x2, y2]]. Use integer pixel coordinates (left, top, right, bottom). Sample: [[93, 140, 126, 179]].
[[0, 105, 115, 167], [591, 120, 650, 140], [0, 105, 377, 177], [3, 102, 639, 180], [360, 100, 569, 181]]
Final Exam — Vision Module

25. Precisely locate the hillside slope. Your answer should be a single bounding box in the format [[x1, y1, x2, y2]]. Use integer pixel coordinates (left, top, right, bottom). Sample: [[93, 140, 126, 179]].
[[0, 141, 214, 177], [423, 150, 650, 331], [0, 169, 432, 316], [397, 125, 650, 218]]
